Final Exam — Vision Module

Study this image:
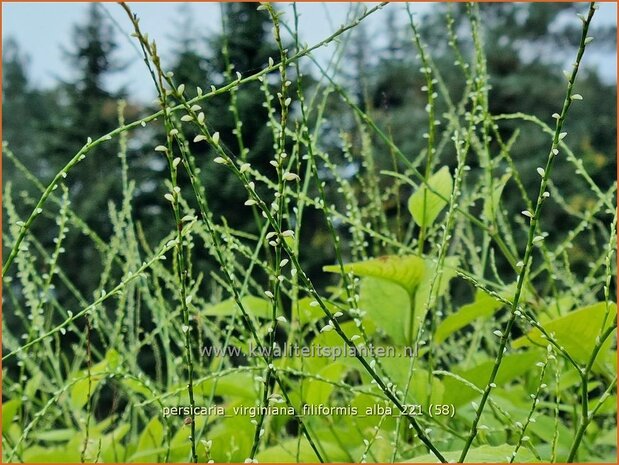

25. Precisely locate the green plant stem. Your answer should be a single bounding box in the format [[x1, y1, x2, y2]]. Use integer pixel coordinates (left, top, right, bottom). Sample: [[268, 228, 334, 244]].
[[458, 4, 597, 461]]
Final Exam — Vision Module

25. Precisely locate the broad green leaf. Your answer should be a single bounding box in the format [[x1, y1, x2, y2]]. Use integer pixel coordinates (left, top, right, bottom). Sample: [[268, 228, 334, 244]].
[[99, 423, 131, 463], [203, 296, 272, 319], [192, 371, 259, 401], [22, 446, 81, 463], [359, 277, 410, 344], [131, 417, 164, 462], [304, 361, 349, 406], [379, 357, 444, 409], [442, 350, 543, 407], [70, 349, 120, 409], [295, 296, 338, 325], [198, 406, 251, 462], [324, 255, 425, 295], [122, 377, 155, 399], [31, 429, 77, 442], [408, 166, 453, 227], [305, 321, 375, 373], [512, 302, 616, 373], [412, 256, 459, 340], [482, 173, 511, 222], [349, 392, 399, 432], [435, 289, 503, 344], [407, 444, 538, 462], [2, 399, 21, 433]]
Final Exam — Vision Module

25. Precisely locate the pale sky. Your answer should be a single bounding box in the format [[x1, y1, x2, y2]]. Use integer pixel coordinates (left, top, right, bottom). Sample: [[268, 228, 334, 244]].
[[3, 2, 616, 103], [3, 2, 422, 101]]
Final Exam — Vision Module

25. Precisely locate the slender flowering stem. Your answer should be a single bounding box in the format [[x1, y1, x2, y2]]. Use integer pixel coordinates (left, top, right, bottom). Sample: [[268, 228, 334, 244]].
[[459, 4, 598, 461]]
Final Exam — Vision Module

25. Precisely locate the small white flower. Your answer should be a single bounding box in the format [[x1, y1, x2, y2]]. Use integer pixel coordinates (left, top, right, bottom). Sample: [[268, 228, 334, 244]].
[[212, 132, 220, 145], [552, 148, 559, 156], [268, 57, 274, 67], [194, 134, 208, 143], [533, 235, 544, 243], [283, 172, 300, 182], [169, 129, 179, 136], [521, 210, 533, 219], [333, 311, 343, 318], [551, 113, 560, 119], [284, 97, 292, 106], [279, 258, 289, 267], [542, 191, 550, 198], [264, 290, 274, 298], [176, 84, 185, 95], [155, 145, 168, 152], [197, 112, 205, 124], [558, 132, 567, 140], [214, 157, 226, 164], [181, 324, 190, 333], [276, 316, 287, 323], [516, 261, 524, 268], [190, 104, 201, 111], [164, 193, 175, 202], [244, 199, 257, 206], [493, 330, 503, 337], [351, 335, 361, 341], [320, 324, 333, 333], [584, 36, 594, 45], [281, 230, 294, 237], [536, 167, 545, 177], [240, 163, 251, 173], [269, 160, 279, 168], [571, 94, 583, 101], [309, 300, 319, 307], [173, 157, 181, 168], [181, 115, 193, 122]]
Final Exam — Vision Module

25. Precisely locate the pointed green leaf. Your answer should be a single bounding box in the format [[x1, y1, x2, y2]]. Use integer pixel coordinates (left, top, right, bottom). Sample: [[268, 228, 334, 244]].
[[323, 255, 425, 295], [442, 350, 543, 407], [512, 302, 616, 373], [359, 277, 410, 344], [131, 418, 164, 462], [70, 349, 120, 409], [408, 166, 453, 227], [411, 256, 459, 340], [435, 289, 504, 344], [2, 399, 21, 433]]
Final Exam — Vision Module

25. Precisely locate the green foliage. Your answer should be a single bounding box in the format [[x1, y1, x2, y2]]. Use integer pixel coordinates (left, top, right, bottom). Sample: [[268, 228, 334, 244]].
[[408, 166, 453, 227], [2, 2, 616, 464], [324, 255, 425, 295]]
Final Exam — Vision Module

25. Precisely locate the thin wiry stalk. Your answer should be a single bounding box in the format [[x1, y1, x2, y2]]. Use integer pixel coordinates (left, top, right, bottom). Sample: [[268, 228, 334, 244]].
[[458, 4, 598, 461]]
